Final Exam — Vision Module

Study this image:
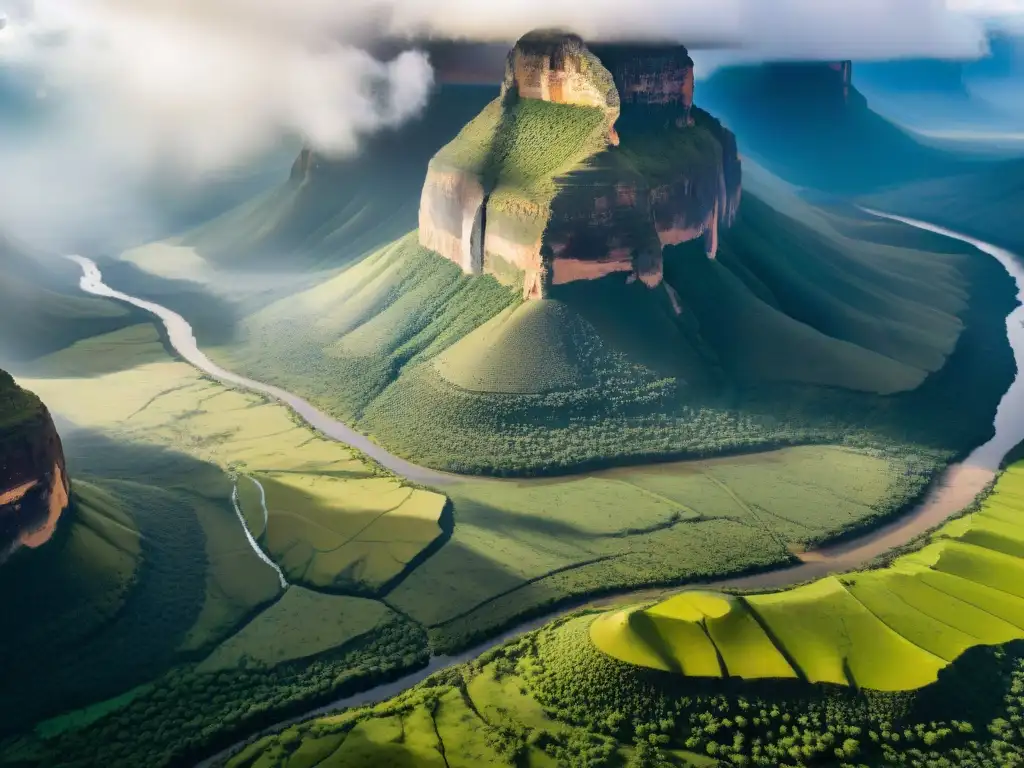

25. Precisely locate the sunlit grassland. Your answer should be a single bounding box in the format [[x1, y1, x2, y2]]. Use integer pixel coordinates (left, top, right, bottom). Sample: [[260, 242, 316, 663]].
[[197, 587, 394, 673], [591, 461, 1024, 692], [386, 445, 927, 650], [19, 323, 448, 595], [256, 472, 445, 592]]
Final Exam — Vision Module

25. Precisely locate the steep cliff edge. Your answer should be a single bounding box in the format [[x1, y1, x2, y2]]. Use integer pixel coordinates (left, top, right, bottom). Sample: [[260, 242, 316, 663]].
[[418, 31, 742, 299], [0, 370, 70, 560]]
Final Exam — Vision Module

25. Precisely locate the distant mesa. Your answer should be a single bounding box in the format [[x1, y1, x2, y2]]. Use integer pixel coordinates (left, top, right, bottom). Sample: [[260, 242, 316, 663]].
[[417, 30, 742, 301], [699, 57, 963, 193], [0, 370, 70, 561]]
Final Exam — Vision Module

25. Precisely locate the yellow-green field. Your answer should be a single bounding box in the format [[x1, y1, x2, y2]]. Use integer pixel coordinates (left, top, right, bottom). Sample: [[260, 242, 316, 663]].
[[257, 472, 446, 591], [227, 659, 568, 768], [197, 587, 393, 673], [591, 461, 1024, 691], [387, 445, 922, 645], [20, 324, 448, 594], [434, 301, 600, 394]]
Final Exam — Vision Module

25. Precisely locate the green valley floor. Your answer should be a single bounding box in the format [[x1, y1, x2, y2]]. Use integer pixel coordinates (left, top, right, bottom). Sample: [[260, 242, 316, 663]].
[[218, 461, 1024, 768]]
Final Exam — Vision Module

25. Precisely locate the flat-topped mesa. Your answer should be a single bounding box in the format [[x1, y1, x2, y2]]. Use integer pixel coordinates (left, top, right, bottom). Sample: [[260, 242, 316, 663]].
[[1, 371, 70, 561], [418, 31, 742, 301], [754, 60, 859, 111]]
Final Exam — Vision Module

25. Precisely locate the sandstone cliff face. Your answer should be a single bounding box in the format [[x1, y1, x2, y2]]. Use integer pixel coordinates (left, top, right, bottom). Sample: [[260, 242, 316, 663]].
[[591, 44, 696, 125], [418, 31, 742, 299], [500, 31, 620, 117], [1, 371, 70, 561]]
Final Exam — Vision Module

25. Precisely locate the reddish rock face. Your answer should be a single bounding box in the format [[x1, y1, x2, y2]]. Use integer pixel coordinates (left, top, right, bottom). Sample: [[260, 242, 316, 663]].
[[592, 44, 697, 125], [500, 30, 620, 115], [419, 31, 742, 299], [1, 376, 70, 561]]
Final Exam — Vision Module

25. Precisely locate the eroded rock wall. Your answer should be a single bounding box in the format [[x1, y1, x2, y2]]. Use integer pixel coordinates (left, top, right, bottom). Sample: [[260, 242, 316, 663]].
[[419, 169, 488, 274], [418, 31, 742, 298], [500, 30, 620, 116], [1, 374, 70, 560], [592, 44, 696, 126]]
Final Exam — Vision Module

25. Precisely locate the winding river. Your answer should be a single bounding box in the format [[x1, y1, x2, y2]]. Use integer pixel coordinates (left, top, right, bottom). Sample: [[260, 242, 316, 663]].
[[67, 211, 1024, 765]]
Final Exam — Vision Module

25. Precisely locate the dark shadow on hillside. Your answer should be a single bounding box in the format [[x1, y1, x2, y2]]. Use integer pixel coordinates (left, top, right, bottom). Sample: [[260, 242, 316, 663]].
[[378, 499, 455, 597], [182, 85, 498, 270], [0, 430, 232, 733]]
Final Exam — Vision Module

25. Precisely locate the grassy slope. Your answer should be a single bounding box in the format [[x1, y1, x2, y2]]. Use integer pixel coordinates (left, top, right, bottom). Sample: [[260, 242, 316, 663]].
[[228, 589, 1024, 768], [0, 367, 43, 431], [591, 461, 1024, 692], [863, 157, 1024, 254], [163, 86, 499, 273], [0, 237, 132, 362], [20, 324, 448, 595], [388, 445, 933, 652], [214, 178, 1010, 477], [665, 189, 967, 393], [433, 96, 612, 216], [0, 321, 432, 763], [196, 587, 394, 673], [0, 470, 268, 731]]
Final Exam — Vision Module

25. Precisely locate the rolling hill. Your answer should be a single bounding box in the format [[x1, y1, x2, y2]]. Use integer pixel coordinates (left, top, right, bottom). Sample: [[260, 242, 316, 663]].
[[227, 463, 1024, 767]]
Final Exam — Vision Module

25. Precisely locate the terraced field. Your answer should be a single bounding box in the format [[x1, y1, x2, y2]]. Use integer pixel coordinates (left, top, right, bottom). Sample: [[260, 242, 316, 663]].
[[591, 461, 1024, 691]]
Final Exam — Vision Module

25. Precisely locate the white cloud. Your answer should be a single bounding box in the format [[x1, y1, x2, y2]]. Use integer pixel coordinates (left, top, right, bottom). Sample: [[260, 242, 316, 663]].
[[0, 0, 1021, 249]]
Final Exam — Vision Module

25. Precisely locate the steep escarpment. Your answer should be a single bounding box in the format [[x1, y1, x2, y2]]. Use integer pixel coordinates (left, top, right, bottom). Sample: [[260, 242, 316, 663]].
[[418, 31, 742, 299], [700, 60, 969, 194], [0, 370, 70, 560]]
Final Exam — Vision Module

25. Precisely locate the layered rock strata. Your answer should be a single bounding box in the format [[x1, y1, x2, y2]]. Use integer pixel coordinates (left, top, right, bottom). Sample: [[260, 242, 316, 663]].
[[418, 31, 742, 299], [1, 371, 70, 560]]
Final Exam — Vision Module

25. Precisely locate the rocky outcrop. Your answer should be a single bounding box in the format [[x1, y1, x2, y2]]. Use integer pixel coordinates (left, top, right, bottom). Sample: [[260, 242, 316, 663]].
[[591, 44, 696, 125], [418, 31, 742, 299], [1, 371, 70, 561], [500, 31, 620, 116]]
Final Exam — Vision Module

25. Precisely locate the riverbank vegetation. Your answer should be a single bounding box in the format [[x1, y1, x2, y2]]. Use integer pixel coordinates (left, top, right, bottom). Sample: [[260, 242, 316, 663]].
[[214, 462, 1024, 768], [592, 461, 1024, 691], [390, 445, 940, 652]]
